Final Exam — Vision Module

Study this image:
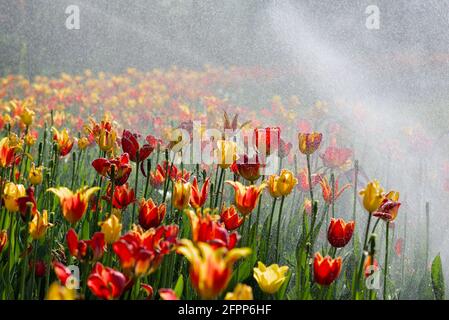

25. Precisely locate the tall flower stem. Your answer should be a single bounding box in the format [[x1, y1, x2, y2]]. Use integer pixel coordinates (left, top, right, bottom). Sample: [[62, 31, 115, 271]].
[[352, 160, 359, 223], [275, 195, 285, 261], [131, 150, 140, 224], [353, 212, 373, 299], [383, 221, 390, 299], [264, 197, 277, 261], [306, 154, 314, 204], [214, 167, 225, 208]]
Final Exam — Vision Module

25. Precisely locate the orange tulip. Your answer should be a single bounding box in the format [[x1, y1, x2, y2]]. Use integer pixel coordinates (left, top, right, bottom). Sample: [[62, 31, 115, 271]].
[[189, 177, 209, 209], [52, 128, 74, 157], [138, 198, 166, 230], [319, 176, 351, 204], [177, 239, 250, 299], [220, 205, 244, 231], [313, 252, 342, 286], [47, 186, 100, 224], [0, 230, 7, 254], [225, 181, 266, 215], [0, 137, 18, 168]]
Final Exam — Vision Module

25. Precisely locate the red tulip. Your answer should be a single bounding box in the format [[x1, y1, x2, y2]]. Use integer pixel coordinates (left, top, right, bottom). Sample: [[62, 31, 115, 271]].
[[186, 209, 239, 250], [138, 198, 166, 230], [87, 262, 127, 300], [121, 129, 159, 162], [113, 225, 178, 277], [150, 161, 190, 188], [92, 153, 132, 186], [66, 229, 105, 261], [220, 205, 244, 231], [327, 218, 355, 248], [189, 177, 209, 209], [234, 155, 262, 183], [313, 252, 342, 286], [105, 182, 135, 209], [53, 261, 72, 286]]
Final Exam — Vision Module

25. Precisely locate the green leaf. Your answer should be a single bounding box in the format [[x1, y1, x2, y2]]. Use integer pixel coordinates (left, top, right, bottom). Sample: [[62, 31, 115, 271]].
[[431, 254, 445, 300], [174, 274, 184, 298]]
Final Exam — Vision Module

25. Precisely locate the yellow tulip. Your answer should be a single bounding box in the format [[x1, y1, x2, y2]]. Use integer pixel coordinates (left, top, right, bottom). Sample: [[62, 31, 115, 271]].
[[29, 210, 53, 240], [216, 140, 238, 169], [100, 214, 122, 244], [224, 283, 253, 300], [298, 132, 322, 155], [3, 182, 26, 212], [77, 136, 90, 150], [359, 180, 385, 213], [24, 132, 36, 146], [46, 282, 75, 300], [29, 163, 44, 185], [267, 169, 297, 198], [172, 179, 191, 211], [20, 107, 35, 126], [253, 261, 289, 294]]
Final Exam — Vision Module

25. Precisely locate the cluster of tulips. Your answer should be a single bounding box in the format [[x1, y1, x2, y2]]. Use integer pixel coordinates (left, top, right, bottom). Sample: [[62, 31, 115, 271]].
[[0, 67, 441, 301]]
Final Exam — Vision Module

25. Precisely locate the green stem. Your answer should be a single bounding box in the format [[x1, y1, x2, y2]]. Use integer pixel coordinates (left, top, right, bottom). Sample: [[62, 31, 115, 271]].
[[265, 197, 277, 262], [384, 222, 390, 300], [275, 196, 285, 261]]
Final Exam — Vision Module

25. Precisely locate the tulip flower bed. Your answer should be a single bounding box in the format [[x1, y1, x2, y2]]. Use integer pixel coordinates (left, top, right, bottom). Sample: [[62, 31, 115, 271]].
[[0, 67, 444, 300]]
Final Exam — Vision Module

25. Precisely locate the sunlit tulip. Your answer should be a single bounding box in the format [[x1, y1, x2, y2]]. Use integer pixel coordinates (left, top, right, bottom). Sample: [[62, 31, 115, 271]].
[[113, 225, 178, 277], [319, 176, 351, 204], [0, 137, 18, 168], [87, 262, 127, 300], [28, 163, 44, 185], [121, 129, 159, 162], [327, 218, 355, 248], [298, 132, 322, 155], [46, 282, 75, 300], [66, 229, 105, 261], [0, 230, 7, 254], [320, 146, 353, 169], [52, 127, 74, 157], [3, 182, 26, 212], [216, 140, 238, 169], [92, 153, 132, 186], [150, 161, 190, 187], [100, 214, 122, 244], [253, 261, 289, 294], [20, 107, 35, 126], [172, 179, 191, 211], [47, 186, 100, 224], [24, 132, 37, 146], [97, 125, 117, 153], [107, 182, 135, 209], [313, 252, 342, 286], [139, 198, 166, 230], [225, 283, 253, 300], [177, 239, 251, 299], [220, 205, 244, 230], [226, 181, 266, 215], [186, 209, 239, 250], [189, 177, 209, 209], [359, 180, 384, 213], [29, 210, 53, 240], [77, 136, 90, 150], [267, 169, 297, 198]]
